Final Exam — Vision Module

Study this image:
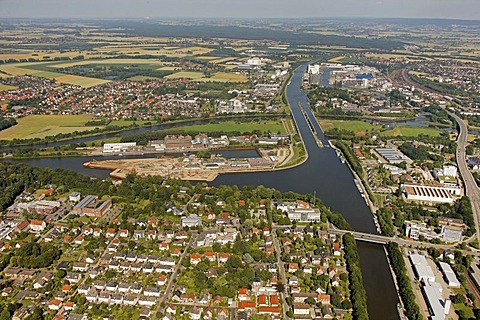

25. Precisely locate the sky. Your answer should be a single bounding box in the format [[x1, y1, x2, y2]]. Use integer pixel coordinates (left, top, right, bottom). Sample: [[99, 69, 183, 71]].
[[0, 0, 479, 20]]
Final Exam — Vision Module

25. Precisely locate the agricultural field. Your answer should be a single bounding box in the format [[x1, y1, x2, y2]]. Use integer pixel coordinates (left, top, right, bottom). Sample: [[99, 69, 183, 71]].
[[0, 84, 18, 92], [318, 119, 382, 133], [166, 71, 248, 82], [0, 114, 98, 140], [0, 62, 109, 88]]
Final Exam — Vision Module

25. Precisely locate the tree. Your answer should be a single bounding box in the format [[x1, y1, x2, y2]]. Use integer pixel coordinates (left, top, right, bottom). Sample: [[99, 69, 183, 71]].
[[452, 293, 465, 304]]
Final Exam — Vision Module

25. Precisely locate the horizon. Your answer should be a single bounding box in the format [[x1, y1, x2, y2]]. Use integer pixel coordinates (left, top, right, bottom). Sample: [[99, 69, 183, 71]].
[[1, 0, 480, 21]]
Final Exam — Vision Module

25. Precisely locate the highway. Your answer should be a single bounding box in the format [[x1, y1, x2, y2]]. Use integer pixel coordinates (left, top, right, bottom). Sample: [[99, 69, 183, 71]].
[[446, 109, 480, 243]]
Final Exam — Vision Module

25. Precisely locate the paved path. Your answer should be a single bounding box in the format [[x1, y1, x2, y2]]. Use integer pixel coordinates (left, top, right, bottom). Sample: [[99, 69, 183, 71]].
[[271, 229, 290, 320]]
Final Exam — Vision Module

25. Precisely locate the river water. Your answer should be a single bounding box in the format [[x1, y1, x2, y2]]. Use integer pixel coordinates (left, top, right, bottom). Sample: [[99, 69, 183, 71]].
[[8, 65, 400, 319]]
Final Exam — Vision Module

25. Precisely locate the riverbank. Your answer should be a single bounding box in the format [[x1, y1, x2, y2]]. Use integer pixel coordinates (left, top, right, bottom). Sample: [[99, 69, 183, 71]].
[[0, 114, 289, 149]]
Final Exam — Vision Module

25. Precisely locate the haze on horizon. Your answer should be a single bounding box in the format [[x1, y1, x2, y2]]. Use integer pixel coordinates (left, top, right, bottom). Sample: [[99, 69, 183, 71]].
[[0, 0, 479, 21]]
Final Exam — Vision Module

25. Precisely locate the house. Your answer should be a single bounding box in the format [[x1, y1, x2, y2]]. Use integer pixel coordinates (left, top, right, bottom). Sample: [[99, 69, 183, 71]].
[[93, 228, 102, 237], [181, 214, 202, 228], [332, 242, 341, 256], [29, 220, 46, 232], [258, 306, 281, 316], [207, 212, 216, 220], [218, 252, 231, 263], [111, 293, 124, 305], [133, 230, 146, 239], [289, 276, 299, 286], [66, 273, 81, 283], [288, 263, 299, 273], [159, 241, 169, 251], [271, 295, 279, 307], [190, 253, 202, 265], [64, 301, 76, 311], [105, 281, 118, 292], [318, 294, 331, 305], [144, 286, 161, 297], [204, 251, 216, 262], [85, 288, 98, 303], [124, 294, 138, 306], [48, 299, 62, 310], [105, 228, 116, 237], [85, 255, 96, 264], [69, 192, 81, 202], [157, 275, 168, 286], [189, 307, 202, 320], [77, 284, 89, 295], [119, 229, 129, 238], [73, 235, 84, 245], [237, 288, 250, 301], [93, 280, 106, 290], [98, 292, 111, 304], [166, 304, 177, 314], [258, 294, 268, 306], [238, 301, 256, 311], [294, 303, 311, 316], [72, 262, 88, 272], [147, 229, 157, 240]]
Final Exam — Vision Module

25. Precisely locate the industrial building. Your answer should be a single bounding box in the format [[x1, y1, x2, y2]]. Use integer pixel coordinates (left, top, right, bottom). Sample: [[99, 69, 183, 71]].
[[73, 195, 112, 218], [376, 147, 409, 164], [103, 142, 137, 153], [405, 221, 463, 243], [409, 254, 451, 320], [409, 254, 436, 283], [438, 262, 460, 287], [402, 184, 454, 204], [422, 282, 451, 320]]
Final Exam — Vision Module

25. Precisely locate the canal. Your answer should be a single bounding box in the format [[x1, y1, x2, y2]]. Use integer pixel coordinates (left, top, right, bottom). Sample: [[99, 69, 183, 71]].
[[9, 65, 400, 319]]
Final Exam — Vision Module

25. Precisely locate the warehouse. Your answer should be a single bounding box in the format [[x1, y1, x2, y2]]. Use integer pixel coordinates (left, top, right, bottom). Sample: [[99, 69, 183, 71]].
[[438, 262, 460, 287], [402, 184, 454, 204]]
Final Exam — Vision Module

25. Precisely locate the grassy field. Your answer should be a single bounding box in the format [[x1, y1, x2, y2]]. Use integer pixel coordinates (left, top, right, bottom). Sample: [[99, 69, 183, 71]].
[[318, 119, 382, 133], [166, 120, 285, 134], [0, 114, 97, 140], [0, 83, 18, 92], [166, 71, 247, 82], [380, 126, 443, 137]]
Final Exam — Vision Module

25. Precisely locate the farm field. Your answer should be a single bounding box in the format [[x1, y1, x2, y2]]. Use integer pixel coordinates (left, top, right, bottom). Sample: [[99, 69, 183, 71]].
[[0, 62, 109, 87], [0, 114, 98, 140], [0, 84, 18, 92], [318, 119, 382, 133]]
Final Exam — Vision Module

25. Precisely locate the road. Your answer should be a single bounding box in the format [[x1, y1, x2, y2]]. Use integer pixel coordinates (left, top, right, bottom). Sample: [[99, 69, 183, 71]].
[[155, 233, 196, 319], [271, 229, 290, 320], [446, 109, 480, 243]]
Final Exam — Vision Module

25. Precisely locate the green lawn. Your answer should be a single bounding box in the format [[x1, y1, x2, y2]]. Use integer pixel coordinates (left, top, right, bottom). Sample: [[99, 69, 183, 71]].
[[0, 114, 97, 140], [318, 119, 382, 133], [380, 126, 442, 137], [454, 303, 474, 318]]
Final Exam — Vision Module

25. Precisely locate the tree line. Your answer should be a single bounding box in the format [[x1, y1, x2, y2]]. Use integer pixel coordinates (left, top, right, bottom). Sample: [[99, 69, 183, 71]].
[[342, 233, 369, 320], [386, 242, 423, 320]]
